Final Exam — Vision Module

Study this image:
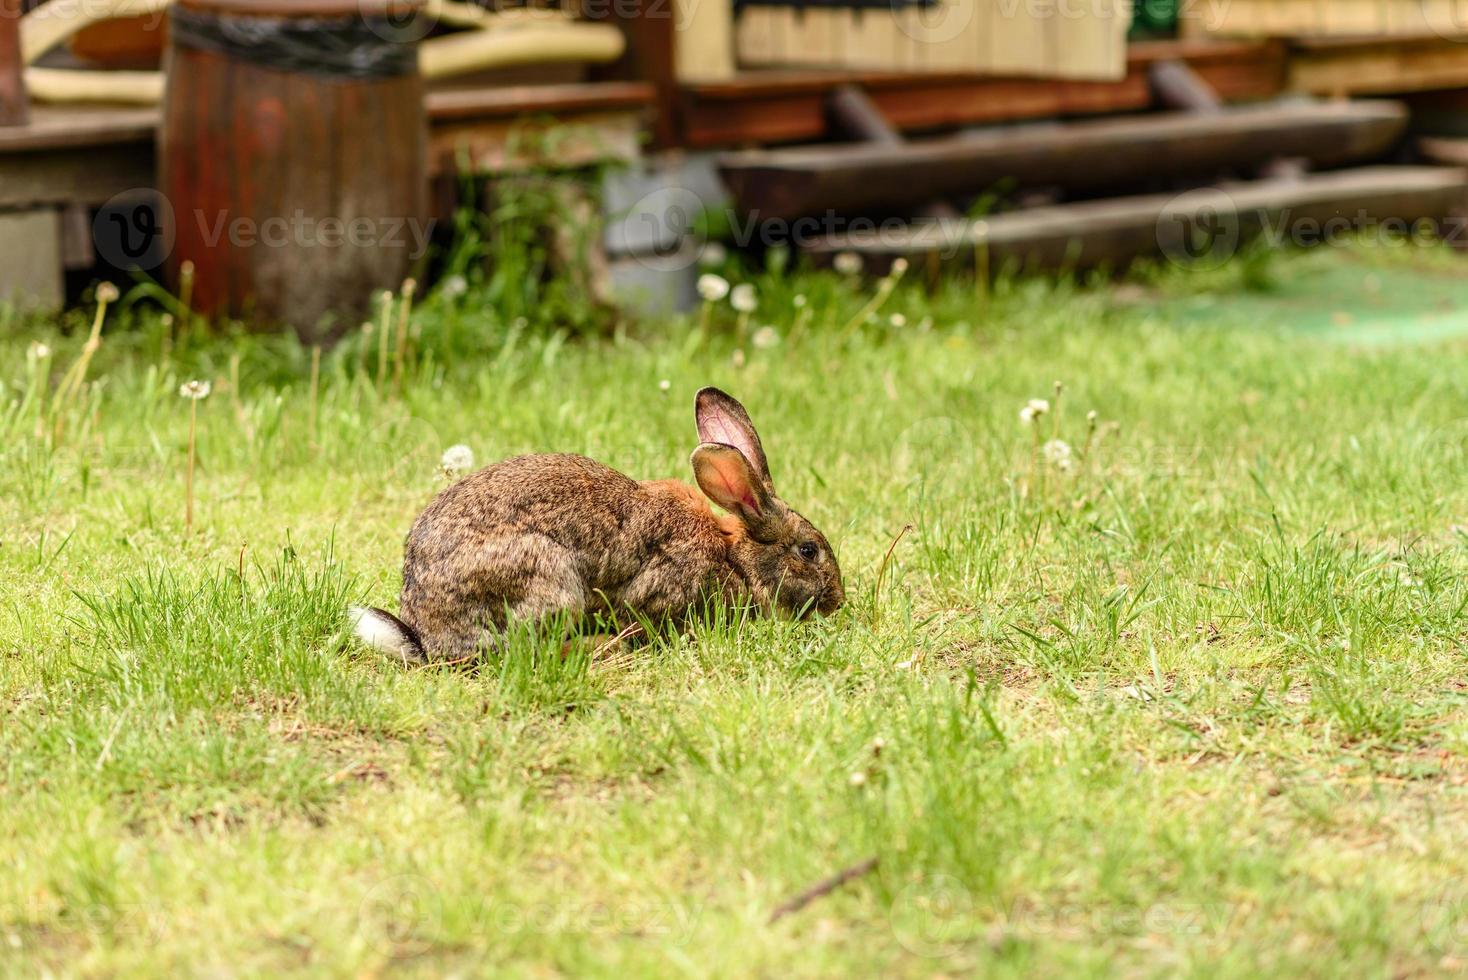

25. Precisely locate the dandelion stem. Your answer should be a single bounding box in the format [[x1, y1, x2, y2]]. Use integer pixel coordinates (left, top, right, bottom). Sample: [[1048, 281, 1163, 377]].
[[840, 260, 907, 339], [393, 279, 417, 399], [698, 301, 713, 342], [974, 222, 991, 302], [872, 523, 914, 628], [185, 398, 197, 534], [308, 345, 321, 451], [178, 260, 195, 335], [375, 290, 393, 397], [52, 285, 116, 443]]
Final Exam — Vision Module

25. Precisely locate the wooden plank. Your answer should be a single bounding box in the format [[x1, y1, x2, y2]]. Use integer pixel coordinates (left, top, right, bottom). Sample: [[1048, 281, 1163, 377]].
[[1290, 33, 1468, 96], [824, 83, 960, 219], [673, 0, 735, 80], [680, 39, 1288, 147], [0, 142, 153, 209], [806, 166, 1468, 274], [0, 208, 62, 308], [428, 108, 642, 173], [584, 0, 679, 147], [425, 82, 655, 119], [0, 0, 26, 126], [0, 105, 157, 152], [1418, 135, 1468, 165], [736, 0, 1123, 77], [719, 101, 1408, 219], [1149, 59, 1223, 112]]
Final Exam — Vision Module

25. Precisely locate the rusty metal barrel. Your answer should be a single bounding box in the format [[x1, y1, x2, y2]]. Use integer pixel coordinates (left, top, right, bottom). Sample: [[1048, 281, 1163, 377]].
[[159, 0, 428, 341]]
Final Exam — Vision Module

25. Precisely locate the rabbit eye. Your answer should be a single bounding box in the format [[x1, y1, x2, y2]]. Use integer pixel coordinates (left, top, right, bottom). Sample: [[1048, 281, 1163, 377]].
[[798, 542, 819, 561]]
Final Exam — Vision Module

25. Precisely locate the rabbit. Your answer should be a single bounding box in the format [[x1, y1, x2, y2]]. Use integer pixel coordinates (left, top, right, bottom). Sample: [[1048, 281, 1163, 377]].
[[349, 387, 844, 663]]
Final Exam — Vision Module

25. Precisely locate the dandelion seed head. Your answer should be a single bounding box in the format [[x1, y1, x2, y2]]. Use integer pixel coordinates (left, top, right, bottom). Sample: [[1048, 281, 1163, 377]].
[[27, 341, 51, 360], [833, 252, 862, 276], [178, 379, 211, 400], [658, 378, 672, 392], [889, 257, 909, 276], [752, 325, 780, 349], [793, 294, 808, 308], [889, 313, 907, 328], [441, 444, 475, 477], [699, 242, 728, 267], [440, 274, 468, 299], [696, 273, 730, 303], [730, 283, 758, 314], [848, 771, 867, 787], [95, 282, 120, 304], [731, 348, 747, 369], [1043, 439, 1074, 471], [1019, 398, 1050, 425]]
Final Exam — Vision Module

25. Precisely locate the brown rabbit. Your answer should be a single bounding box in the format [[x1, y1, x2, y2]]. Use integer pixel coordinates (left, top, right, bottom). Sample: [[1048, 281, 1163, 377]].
[[350, 387, 844, 663]]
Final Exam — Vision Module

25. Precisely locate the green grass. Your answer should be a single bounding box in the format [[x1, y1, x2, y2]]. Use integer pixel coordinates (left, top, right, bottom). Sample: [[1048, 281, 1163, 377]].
[[6, 245, 1468, 976]]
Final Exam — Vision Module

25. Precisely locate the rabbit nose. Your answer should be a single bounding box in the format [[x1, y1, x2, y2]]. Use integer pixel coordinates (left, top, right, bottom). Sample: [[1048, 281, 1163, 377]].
[[819, 581, 845, 614]]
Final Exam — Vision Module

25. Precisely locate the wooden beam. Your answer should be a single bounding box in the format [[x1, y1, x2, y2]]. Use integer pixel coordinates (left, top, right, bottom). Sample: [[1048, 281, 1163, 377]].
[[824, 84, 960, 222], [1290, 33, 1468, 97], [1149, 59, 1222, 113], [585, 0, 678, 148], [719, 101, 1407, 221], [426, 82, 655, 121], [1151, 58, 1307, 182], [678, 39, 1287, 148], [0, 0, 27, 127], [805, 166, 1468, 275]]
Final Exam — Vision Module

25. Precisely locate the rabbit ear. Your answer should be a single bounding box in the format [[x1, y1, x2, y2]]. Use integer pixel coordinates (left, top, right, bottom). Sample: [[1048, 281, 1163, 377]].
[[692, 443, 779, 538], [695, 387, 773, 490]]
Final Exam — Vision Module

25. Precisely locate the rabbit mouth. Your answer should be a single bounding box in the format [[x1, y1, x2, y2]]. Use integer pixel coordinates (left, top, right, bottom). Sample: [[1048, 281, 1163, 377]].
[[813, 586, 845, 617]]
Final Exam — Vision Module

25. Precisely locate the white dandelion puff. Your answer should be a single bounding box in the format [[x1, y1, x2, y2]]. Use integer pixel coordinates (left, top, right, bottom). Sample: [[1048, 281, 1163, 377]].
[[1018, 398, 1050, 425], [441, 444, 475, 477], [699, 242, 728, 266], [178, 379, 211, 400], [1042, 439, 1074, 471], [439, 274, 468, 299], [658, 378, 672, 392], [752, 325, 780, 349], [27, 341, 51, 361], [730, 283, 758, 314], [848, 771, 867, 787], [833, 252, 862, 276], [95, 282, 120, 304], [889, 313, 907, 328], [697, 273, 730, 303]]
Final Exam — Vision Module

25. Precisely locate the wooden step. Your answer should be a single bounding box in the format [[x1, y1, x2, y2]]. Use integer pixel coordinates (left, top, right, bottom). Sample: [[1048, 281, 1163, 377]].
[[719, 101, 1409, 221], [805, 166, 1468, 275]]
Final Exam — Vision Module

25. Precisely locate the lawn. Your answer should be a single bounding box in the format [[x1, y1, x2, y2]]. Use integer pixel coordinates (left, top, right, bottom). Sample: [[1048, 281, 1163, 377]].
[[5, 244, 1468, 977]]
